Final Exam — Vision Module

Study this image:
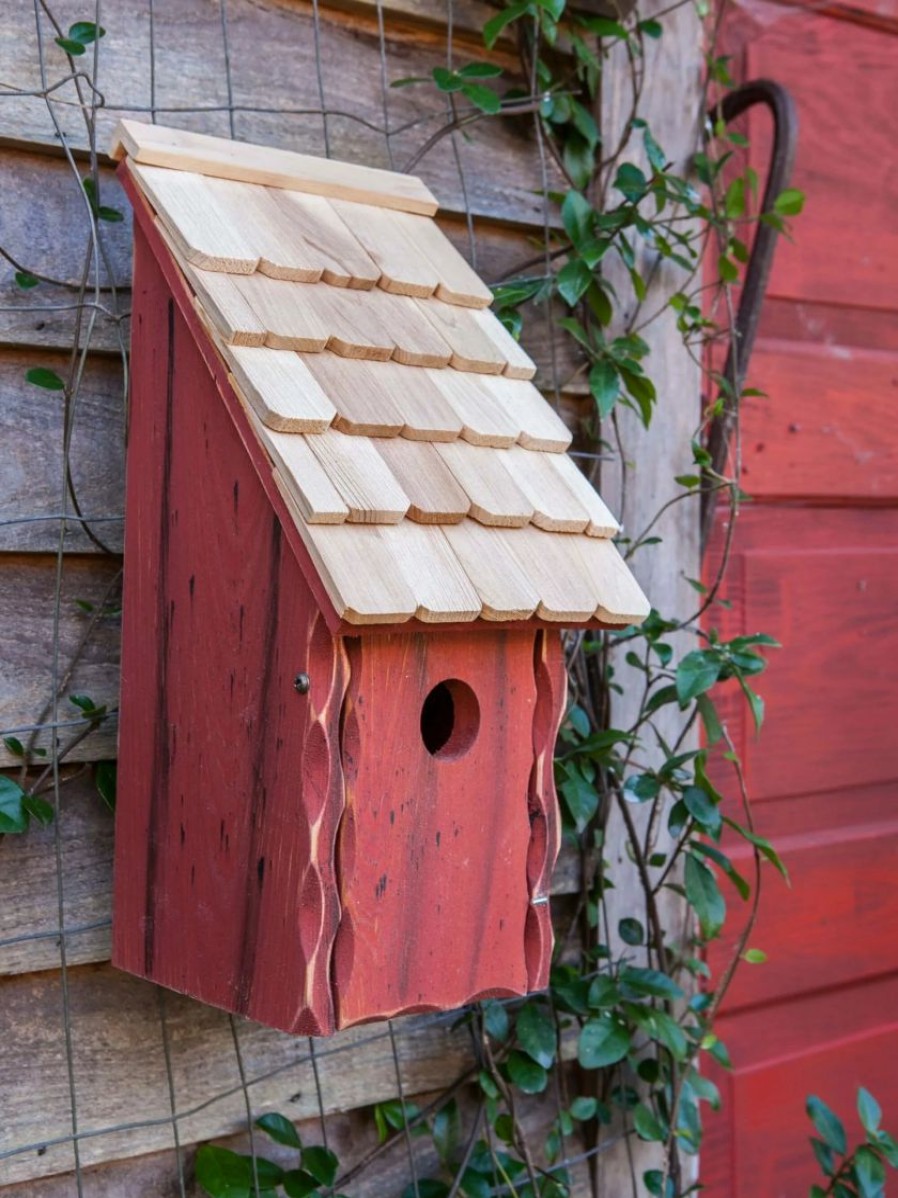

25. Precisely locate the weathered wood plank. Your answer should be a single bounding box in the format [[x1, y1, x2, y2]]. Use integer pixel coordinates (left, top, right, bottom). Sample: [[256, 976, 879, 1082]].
[[0, 556, 121, 768], [1, 0, 561, 227], [0, 349, 125, 554], [0, 766, 579, 978], [0, 962, 476, 1185], [0, 773, 113, 977]]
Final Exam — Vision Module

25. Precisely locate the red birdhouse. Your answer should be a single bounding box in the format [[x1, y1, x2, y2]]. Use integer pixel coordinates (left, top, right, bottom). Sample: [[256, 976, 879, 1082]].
[[111, 121, 649, 1036]]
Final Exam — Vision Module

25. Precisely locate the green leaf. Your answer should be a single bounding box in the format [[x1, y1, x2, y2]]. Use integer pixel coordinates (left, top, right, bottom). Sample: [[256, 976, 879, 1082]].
[[638, 18, 663, 36], [516, 1002, 556, 1068], [676, 650, 721, 703], [556, 258, 593, 307], [724, 177, 745, 220], [283, 1170, 320, 1198], [723, 818, 790, 883], [459, 1168, 492, 1198], [15, 271, 40, 289], [696, 693, 723, 745], [432, 1100, 460, 1165], [620, 966, 684, 1000], [26, 367, 65, 391], [623, 773, 659, 802], [589, 359, 620, 418], [570, 1096, 598, 1121], [683, 785, 721, 837], [578, 1014, 630, 1069], [506, 1049, 548, 1093], [401, 1182, 450, 1198], [483, 0, 530, 47], [255, 1112, 301, 1149], [643, 127, 666, 173], [743, 948, 767, 964], [684, 853, 726, 939], [432, 66, 464, 92], [773, 187, 805, 216], [97, 205, 125, 223], [68, 21, 106, 43], [23, 794, 55, 826], [618, 917, 644, 946], [854, 1145, 885, 1198], [95, 760, 117, 812], [560, 190, 594, 248], [858, 1088, 882, 1135], [458, 61, 503, 78], [3, 735, 25, 757], [559, 769, 598, 832], [56, 37, 88, 55], [302, 1145, 339, 1187], [460, 82, 501, 113], [633, 1103, 666, 1142], [614, 163, 648, 202], [195, 1146, 283, 1198], [483, 998, 510, 1041], [0, 777, 29, 834], [718, 254, 739, 284], [806, 1096, 847, 1156]]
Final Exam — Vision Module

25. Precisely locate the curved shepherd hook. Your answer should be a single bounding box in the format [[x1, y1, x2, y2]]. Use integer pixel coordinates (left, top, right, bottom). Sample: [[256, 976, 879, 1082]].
[[701, 79, 799, 554]]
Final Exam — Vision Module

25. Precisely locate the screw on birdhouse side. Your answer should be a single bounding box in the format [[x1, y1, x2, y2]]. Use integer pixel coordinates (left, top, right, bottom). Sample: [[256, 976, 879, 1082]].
[[293, 673, 311, 694]]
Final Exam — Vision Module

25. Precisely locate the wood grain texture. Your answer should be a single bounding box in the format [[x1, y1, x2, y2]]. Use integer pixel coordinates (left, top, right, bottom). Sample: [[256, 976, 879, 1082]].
[[0, 772, 113, 976], [330, 198, 440, 298], [225, 346, 337, 432], [252, 419, 351, 524], [0, 349, 125, 553], [333, 629, 539, 1024], [501, 526, 600, 622], [303, 352, 406, 436], [500, 446, 590, 533], [427, 368, 520, 447], [268, 189, 382, 288], [375, 521, 482, 622], [440, 521, 540, 621], [0, 2, 564, 229], [298, 522, 418, 623], [344, 358, 463, 441], [115, 229, 346, 1034], [544, 452, 621, 537], [483, 375, 572, 452], [0, 555, 121, 768], [305, 429, 411, 523], [0, 962, 480, 1185], [112, 119, 439, 215], [468, 307, 538, 380], [179, 257, 268, 346], [373, 438, 470, 523], [434, 441, 534, 528], [416, 298, 507, 374], [130, 163, 260, 274]]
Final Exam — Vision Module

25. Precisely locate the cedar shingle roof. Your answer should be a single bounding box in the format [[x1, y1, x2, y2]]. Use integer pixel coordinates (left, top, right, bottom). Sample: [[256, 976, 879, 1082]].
[[113, 120, 650, 627]]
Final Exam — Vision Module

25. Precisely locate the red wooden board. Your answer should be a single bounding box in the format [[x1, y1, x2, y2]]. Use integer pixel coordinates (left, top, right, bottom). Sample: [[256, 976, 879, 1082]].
[[702, 3, 898, 1188], [114, 227, 345, 1034], [332, 629, 564, 1026]]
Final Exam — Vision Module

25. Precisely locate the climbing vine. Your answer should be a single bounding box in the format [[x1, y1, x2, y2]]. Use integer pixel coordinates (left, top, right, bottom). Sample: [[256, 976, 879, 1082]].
[[3, 4, 893, 1198]]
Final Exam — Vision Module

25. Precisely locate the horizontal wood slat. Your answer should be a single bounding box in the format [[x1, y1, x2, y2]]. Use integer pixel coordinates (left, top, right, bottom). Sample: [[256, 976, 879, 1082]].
[[1, 0, 563, 229]]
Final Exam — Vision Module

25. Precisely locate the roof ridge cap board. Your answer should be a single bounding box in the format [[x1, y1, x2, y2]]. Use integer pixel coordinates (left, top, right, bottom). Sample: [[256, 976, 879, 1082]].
[[109, 119, 439, 216]]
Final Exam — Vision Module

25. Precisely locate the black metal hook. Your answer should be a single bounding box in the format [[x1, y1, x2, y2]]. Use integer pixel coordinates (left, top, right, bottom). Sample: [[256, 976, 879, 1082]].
[[700, 79, 800, 553]]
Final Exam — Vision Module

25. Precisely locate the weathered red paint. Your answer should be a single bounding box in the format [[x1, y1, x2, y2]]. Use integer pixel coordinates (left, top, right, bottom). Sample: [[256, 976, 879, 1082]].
[[702, 2, 898, 1188], [114, 172, 570, 1035]]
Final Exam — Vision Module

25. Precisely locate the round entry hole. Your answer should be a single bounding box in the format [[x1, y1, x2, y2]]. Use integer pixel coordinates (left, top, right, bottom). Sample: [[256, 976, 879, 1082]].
[[420, 679, 480, 759]]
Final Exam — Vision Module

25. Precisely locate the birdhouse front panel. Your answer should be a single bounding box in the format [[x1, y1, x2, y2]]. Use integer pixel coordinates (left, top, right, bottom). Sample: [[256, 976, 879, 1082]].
[[112, 121, 649, 1036]]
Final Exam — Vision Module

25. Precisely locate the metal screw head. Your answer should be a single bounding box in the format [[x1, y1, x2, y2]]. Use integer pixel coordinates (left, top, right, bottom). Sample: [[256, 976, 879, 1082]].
[[293, 673, 311, 695]]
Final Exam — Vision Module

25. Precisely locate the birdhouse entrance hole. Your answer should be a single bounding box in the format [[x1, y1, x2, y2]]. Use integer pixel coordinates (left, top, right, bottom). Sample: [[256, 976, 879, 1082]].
[[420, 679, 480, 759]]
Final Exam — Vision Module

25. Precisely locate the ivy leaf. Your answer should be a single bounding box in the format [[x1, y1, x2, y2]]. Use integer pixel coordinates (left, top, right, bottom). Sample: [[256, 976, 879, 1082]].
[[255, 1112, 301, 1149], [743, 947, 767, 964], [23, 794, 55, 826], [614, 163, 648, 202], [638, 18, 663, 37], [773, 187, 805, 216], [482, 998, 510, 1041], [26, 367, 65, 391], [0, 777, 29, 834], [633, 1103, 666, 1142], [643, 126, 666, 173], [620, 966, 684, 1001], [282, 1171, 320, 1198], [15, 271, 40, 289], [458, 61, 503, 78], [559, 768, 598, 832], [684, 853, 726, 939], [570, 1096, 598, 1121], [95, 760, 117, 812], [516, 1001, 556, 1068], [806, 1096, 847, 1156], [556, 258, 592, 307], [858, 1088, 882, 1136], [505, 1049, 548, 1093], [460, 82, 501, 113], [853, 1146, 885, 1198], [682, 785, 721, 837], [301, 1145, 339, 1187], [401, 1182, 450, 1198], [618, 917, 644, 946], [578, 1014, 630, 1068], [3, 735, 25, 757], [589, 359, 620, 419], [676, 650, 721, 703], [195, 1145, 283, 1198], [483, 0, 531, 48], [561, 190, 595, 251]]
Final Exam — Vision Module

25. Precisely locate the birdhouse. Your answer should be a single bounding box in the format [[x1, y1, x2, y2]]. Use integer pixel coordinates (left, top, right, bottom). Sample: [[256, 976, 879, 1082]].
[[111, 120, 649, 1036]]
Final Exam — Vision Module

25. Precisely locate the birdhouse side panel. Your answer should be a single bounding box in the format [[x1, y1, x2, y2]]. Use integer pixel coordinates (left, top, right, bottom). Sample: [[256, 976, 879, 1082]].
[[114, 228, 345, 1035], [333, 628, 564, 1028]]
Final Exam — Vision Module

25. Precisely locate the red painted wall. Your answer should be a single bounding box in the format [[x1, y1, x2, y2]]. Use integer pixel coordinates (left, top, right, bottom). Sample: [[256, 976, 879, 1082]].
[[703, 3, 898, 1192]]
